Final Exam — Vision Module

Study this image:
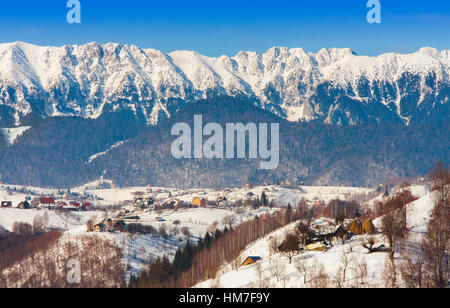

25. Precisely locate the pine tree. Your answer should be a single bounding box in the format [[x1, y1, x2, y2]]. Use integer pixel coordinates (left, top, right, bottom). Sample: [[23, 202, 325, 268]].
[[204, 232, 212, 249], [261, 191, 268, 206]]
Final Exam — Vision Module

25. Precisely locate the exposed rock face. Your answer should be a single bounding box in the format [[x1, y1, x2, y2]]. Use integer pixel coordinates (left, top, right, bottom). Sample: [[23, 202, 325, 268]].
[[0, 42, 448, 127]]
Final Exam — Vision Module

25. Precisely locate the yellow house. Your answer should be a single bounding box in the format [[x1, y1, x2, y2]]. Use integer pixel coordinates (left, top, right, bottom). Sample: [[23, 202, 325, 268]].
[[305, 243, 327, 252], [241, 256, 261, 266], [193, 197, 206, 207]]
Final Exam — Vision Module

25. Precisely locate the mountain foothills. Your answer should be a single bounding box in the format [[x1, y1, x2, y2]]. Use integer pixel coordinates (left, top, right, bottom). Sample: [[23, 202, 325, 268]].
[[0, 42, 448, 188], [0, 97, 448, 188]]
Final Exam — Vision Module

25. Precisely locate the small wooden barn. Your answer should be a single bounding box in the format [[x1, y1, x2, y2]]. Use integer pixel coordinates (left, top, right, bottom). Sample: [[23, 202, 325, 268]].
[[17, 201, 30, 209], [241, 256, 261, 266], [93, 224, 105, 232], [333, 225, 349, 243], [1, 201, 12, 208], [217, 197, 228, 207], [113, 220, 129, 232]]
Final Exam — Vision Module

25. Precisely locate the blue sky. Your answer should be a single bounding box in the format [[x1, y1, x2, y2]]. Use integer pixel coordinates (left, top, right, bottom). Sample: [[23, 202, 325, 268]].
[[0, 0, 449, 57]]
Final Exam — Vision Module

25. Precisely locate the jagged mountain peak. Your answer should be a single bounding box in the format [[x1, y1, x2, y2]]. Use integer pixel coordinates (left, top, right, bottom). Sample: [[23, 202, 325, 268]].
[[0, 42, 448, 126]]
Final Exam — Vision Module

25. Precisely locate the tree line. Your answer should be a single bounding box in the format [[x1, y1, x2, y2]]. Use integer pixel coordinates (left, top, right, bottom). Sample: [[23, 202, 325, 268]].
[[129, 206, 302, 288]]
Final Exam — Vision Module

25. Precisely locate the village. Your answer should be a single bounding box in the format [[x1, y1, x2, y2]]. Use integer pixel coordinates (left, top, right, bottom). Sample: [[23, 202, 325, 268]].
[[0, 180, 374, 235], [1, 178, 431, 288], [0, 188, 94, 211], [0, 176, 443, 288], [77, 182, 364, 235]]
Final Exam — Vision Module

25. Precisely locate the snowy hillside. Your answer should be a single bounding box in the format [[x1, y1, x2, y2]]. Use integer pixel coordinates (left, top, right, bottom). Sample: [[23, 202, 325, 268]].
[[196, 188, 437, 288], [86, 140, 127, 164], [195, 220, 388, 288], [0, 41, 448, 126], [0, 182, 374, 283], [1, 183, 372, 232], [0, 126, 31, 145], [0, 180, 444, 288]]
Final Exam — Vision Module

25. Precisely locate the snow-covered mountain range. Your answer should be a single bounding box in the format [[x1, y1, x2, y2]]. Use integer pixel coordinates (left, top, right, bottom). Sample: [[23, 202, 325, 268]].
[[0, 41, 448, 126]]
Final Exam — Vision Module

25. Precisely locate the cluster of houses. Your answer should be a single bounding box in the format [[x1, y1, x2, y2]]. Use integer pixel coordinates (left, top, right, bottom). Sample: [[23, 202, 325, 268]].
[[89, 218, 129, 233], [131, 197, 155, 211], [0, 197, 94, 211], [128, 195, 230, 213], [191, 196, 229, 208], [240, 217, 377, 268]]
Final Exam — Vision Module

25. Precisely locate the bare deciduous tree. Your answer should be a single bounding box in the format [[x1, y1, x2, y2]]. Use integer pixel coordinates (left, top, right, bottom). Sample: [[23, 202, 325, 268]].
[[312, 263, 329, 288], [362, 236, 380, 253], [231, 258, 241, 271], [268, 236, 280, 256], [158, 224, 168, 239], [294, 258, 308, 284], [400, 253, 424, 288], [421, 164, 449, 288], [269, 259, 286, 282], [85, 218, 94, 232], [278, 232, 301, 263], [340, 247, 354, 283], [353, 257, 368, 285], [381, 202, 407, 259], [222, 216, 234, 229], [181, 226, 191, 239], [254, 261, 270, 288], [333, 267, 344, 288], [207, 221, 219, 234], [383, 256, 397, 288]]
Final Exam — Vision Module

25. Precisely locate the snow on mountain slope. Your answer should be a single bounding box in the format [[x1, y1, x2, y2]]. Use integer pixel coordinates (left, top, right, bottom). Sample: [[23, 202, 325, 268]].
[[86, 140, 127, 164], [0, 126, 31, 145], [0, 42, 448, 126]]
